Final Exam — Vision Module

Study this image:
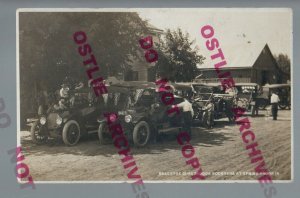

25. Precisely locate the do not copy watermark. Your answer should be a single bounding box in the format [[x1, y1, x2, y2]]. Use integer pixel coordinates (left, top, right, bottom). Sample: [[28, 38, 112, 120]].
[[7, 147, 35, 189], [0, 97, 11, 128], [155, 78, 206, 180], [1, 97, 34, 189], [139, 35, 205, 181]]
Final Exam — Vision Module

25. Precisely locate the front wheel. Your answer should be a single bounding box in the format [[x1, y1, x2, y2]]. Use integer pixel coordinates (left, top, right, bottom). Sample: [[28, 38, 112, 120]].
[[62, 120, 81, 146], [201, 111, 208, 127], [30, 121, 48, 144], [98, 122, 112, 144], [133, 121, 150, 147]]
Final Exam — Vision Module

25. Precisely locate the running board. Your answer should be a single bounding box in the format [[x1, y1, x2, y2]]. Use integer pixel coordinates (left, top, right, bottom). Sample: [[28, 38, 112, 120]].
[[158, 127, 182, 133], [87, 129, 98, 134]]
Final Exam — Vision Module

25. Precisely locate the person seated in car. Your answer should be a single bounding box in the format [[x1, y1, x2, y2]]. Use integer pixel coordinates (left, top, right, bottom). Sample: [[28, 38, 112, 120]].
[[138, 90, 155, 107], [58, 98, 68, 110], [58, 83, 70, 109]]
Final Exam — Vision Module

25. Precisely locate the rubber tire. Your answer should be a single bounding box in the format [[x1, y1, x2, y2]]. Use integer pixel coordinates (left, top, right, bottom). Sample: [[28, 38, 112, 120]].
[[201, 112, 206, 127], [98, 122, 112, 145], [133, 121, 150, 147], [62, 120, 80, 146], [258, 100, 268, 110], [279, 104, 287, 110], [227, 112, 235, 123], [30, 121, 48, 144]]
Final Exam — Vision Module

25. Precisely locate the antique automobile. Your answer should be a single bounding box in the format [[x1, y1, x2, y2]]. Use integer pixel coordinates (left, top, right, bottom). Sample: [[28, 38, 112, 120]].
[[233, 83, 268, 110], [98, 82, 188, 147], [262, 83, 291, 109], [191, 83, 235, 127], [171, 82, 194, 100], [30, 86, 104, 146]]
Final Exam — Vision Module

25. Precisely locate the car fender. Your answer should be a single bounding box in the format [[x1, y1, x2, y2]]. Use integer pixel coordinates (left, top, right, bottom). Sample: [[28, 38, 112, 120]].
[[132, 114, 147, 124]]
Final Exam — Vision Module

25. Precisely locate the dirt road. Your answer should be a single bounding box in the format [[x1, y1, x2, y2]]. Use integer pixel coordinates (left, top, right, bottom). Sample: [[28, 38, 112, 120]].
[[20, 110, 291, 181]]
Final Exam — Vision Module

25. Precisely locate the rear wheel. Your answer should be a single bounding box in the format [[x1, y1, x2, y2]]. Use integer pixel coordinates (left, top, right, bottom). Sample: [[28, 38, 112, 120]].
[[62, 120, 80, 146], [98, 122, 112, 144], [30, 121, 48, 144], [258, 99, 268, 110], [133, 121, 150, 147], [279, 103, 288, 110]]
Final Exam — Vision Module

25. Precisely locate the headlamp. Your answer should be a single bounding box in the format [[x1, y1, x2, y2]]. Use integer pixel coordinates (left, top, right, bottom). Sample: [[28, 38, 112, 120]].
[[56, 115, 63, 125], [124, 115, 132, 123], [40, 117, 46, 125], [118, 111, 126, 116]]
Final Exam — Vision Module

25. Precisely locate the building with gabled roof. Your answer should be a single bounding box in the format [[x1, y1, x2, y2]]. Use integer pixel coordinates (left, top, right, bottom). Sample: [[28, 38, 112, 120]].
[[196, 43, 288, 86]]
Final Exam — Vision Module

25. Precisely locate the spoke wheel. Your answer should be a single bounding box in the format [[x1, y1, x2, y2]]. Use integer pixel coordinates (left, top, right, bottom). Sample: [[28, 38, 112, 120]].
[[133, 121, 150, 147], [278, 103, 287, 110], [98, 123, 112, 144], [258, 100, 268, 110], [31, 121, 48, 144], [62, 120, 80, 146]]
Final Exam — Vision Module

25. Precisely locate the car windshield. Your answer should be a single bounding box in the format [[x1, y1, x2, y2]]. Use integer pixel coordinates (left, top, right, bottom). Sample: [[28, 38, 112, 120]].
[[135, 89, 156, 107], [193, 85, 224, 95], [193, 85, 214, 94], [105, 92, 131, 110]]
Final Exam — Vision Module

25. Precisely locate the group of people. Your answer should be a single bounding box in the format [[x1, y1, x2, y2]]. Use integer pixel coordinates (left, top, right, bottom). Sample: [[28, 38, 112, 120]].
[[37, 76, 283, 128], [37, 77, 86, 115]]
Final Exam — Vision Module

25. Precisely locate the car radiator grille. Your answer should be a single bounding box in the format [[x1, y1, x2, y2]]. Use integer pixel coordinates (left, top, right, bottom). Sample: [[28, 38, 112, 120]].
[[47, 113, 59, 129]]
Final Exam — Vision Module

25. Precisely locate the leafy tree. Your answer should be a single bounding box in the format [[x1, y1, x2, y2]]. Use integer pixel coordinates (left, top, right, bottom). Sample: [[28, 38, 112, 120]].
[[274, 53, 290, 75], [19, 12, 150, 121], [20, 12, 150, 90], [155, 28, 205, 82]]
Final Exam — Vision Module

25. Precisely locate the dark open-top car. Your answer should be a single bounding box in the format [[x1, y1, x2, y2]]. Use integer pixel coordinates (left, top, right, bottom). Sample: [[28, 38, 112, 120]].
[[233, 83, 268, 110], [234, 83, 291, 110], [191, 83, 235, 127], [98, 82, 188, 147], [31, 87, 104, 146], [262, 83, 291, 110]]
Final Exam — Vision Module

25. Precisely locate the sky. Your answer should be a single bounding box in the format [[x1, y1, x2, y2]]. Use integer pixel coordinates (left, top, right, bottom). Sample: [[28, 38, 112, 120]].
[[137, 8, 292, 68]]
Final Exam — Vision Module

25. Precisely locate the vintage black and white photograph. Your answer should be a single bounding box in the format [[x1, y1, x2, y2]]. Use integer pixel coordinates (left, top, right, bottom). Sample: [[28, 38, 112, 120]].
[[17, 8, 292, 182]]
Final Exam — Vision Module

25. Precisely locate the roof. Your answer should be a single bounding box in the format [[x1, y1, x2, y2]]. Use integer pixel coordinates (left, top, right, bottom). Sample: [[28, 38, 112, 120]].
[[171, 82, 193, 90], [106, 85, 130, 94], [263, 84, 290, 89], [111, 81, 156, 89], [147, 23, 164, 34], [199, 42, 272, 69], [234, 83, 258, 86], [192, 82, 222, 87]]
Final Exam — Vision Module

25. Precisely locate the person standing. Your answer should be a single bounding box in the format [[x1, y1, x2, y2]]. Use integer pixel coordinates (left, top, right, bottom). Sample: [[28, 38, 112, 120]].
[[271, 91, 280, 120], [250, 98, 259, 116], [175, 98, 194, 137], [250, 91, 259, 117], [204, 98, 214, 129]]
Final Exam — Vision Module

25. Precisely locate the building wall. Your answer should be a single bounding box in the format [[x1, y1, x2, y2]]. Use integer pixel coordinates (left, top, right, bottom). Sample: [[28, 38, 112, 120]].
[[198, 46, 282, 85], [252, 46, 281, 85], [197, 69, 252, 83], [127, 32, 160, 81]]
